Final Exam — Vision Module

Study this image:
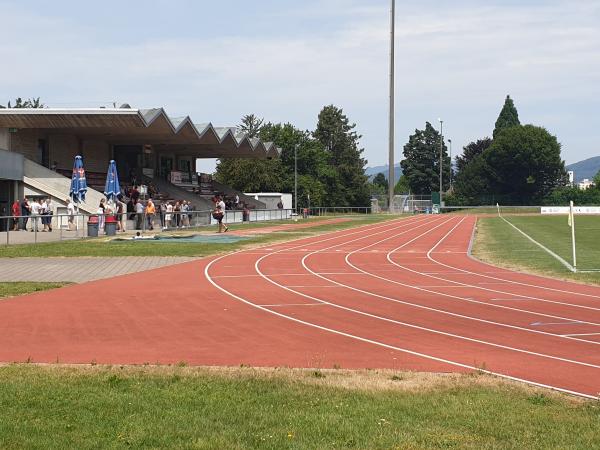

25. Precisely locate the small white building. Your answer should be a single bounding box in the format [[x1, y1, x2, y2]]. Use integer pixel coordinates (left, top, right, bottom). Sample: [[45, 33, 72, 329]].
[[578, 178, 594, 190], [244, 192, 292, 210]]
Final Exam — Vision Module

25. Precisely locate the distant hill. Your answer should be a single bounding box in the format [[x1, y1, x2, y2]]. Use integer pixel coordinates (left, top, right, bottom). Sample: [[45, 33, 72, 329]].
[[566, 156, 600, 182], [365, 163, 402, 181]]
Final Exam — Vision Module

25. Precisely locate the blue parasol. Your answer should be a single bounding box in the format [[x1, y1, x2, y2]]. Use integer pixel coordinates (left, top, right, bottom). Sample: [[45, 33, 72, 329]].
[[103, 160, 121, 202], [69, 155, 88, 203]]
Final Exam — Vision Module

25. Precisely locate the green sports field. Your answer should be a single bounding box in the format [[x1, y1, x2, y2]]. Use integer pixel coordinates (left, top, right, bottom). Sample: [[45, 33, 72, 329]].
[[473, 215, 600, 284]]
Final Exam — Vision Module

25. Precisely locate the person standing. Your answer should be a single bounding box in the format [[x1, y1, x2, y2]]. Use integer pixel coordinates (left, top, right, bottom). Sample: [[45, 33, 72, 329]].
[[135, 199, 144, 230], [145, 198, 156, 231], [20, 197, 30, 231], [66, 198, 76, 231], [215, 195, 228, 233], [29, 198, 40, 232], [165, 202, 173, 229], [45, 197, 54, 231], [159, 202, 166, 229], [116, 196, 126, 232], [98, 199, 106, 230], [11, 199, 20, 231], [39, 198, 48, 231]]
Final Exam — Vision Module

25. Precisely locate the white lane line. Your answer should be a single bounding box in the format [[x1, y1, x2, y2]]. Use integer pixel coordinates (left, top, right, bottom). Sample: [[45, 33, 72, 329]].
[[531, 321, 584, 326], [315, 217, 600, 345], [500, 215, 575, 272], [415, 220, 600, 314], [433, 222, 600, 301], [212, 273, 308, 279], [561, 333, 600, 337], [204, 219, 598, 400], [284, 219, 600, 366], [260, 303, 327, 307]]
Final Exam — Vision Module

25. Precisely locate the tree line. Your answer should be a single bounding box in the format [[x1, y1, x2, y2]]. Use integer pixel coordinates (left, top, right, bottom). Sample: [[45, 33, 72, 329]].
[[399, 95, 573, 205], [215, 106, 371, 208]]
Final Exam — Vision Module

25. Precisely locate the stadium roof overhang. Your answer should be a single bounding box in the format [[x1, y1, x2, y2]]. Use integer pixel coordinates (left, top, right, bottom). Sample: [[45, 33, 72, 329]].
[[0, 108, 280, 159]]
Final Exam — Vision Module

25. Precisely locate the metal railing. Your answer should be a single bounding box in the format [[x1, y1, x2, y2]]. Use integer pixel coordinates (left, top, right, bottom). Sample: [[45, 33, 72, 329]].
[[0, 208, 294, 246], [308, 207, 372, 216]]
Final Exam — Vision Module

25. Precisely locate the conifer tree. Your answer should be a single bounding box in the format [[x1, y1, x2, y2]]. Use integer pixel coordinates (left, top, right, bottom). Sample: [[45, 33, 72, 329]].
[[401, 122, 451, 195], [493, 95, 520, 138]]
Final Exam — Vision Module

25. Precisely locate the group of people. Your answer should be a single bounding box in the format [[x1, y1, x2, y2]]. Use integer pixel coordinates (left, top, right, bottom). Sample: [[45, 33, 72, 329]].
[[159, 200, 194, 230], [10, 197, 55, 232]]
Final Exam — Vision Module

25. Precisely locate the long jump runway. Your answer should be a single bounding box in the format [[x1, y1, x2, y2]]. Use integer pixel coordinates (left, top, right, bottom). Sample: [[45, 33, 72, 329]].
[[1, 215, 599, 398]]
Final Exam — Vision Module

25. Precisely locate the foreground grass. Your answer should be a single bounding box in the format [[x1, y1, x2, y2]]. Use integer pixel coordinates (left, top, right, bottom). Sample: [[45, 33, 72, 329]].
[[0, 365, 598, 449], [0, 215, 394, 258], [473, 215, 600, 284], [0, 282, 69, 299]]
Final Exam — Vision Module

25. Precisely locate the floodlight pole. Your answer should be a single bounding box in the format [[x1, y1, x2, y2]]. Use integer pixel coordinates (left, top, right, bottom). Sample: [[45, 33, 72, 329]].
[[294, 143, 298, 214], [388, 0, 396, 213], [438, 119, 444, 206]]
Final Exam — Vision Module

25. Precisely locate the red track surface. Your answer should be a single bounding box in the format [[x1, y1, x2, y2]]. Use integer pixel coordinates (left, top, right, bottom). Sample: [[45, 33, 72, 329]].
[[1, 215, 599, 398]]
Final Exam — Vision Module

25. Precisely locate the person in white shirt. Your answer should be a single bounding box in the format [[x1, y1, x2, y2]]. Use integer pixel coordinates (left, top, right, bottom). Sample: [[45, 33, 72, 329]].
[[215, 196, 228, 233], [66, 198, 76, 231], [29, 199, 40, 232], [165, 202, 173, 229], [44, 198, 54, 231], [135, 199, 144, 230]]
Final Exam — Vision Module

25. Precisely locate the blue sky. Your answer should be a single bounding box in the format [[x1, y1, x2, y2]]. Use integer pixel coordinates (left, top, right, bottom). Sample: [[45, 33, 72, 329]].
[[1, 0, 598, 171]]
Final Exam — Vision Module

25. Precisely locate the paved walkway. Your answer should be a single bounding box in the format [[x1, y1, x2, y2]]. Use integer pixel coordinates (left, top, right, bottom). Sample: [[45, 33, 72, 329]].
[[0, 257, 198, 283]]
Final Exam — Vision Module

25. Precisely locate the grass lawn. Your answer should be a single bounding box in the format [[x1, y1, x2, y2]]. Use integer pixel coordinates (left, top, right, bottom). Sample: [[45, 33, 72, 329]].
[[473, 215, 600, 284], [0, 215, 395, 258], [0, 365, 598, 449], [0, 282, 69, 299]]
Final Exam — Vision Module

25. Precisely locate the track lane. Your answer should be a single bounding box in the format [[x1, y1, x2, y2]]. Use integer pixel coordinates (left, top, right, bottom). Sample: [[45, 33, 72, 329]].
[[206, 215, 600, 398]]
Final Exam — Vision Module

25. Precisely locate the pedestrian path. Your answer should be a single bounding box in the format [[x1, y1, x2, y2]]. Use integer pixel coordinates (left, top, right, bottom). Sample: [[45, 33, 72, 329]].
[[0, 257, 198, 283]]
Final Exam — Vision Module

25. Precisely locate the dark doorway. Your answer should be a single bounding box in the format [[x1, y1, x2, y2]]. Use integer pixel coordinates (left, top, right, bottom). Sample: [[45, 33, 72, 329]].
[[160, 156, 173, 180], [114, 145, 142, 184], [38, 139, 49, 168]]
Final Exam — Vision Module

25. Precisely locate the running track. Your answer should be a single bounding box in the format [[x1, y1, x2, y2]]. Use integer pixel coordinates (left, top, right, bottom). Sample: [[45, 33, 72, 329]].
[[1, 215, 599, 399]]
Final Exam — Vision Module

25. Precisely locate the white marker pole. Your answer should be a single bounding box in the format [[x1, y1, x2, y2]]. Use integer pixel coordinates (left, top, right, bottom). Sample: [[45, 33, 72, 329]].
[[570, 200, 577, 272]]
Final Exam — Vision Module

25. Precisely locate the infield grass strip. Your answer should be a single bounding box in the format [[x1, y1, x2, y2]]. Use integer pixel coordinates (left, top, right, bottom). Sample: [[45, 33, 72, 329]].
[[0, 216, 396, 258], [0, 282, 69, 299], [473, 216, 600, 284], [0, 366, 598, 449]]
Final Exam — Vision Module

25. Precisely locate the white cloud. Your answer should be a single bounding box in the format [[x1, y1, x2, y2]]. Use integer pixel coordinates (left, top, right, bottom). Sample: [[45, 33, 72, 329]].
[[0, 0, 598, 165]]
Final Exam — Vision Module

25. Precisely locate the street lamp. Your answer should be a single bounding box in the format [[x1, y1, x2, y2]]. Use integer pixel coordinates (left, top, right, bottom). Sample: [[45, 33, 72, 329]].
[[448, 138, 452, 191], [388, 0, 396, 213], [438, 118, 443, 206]]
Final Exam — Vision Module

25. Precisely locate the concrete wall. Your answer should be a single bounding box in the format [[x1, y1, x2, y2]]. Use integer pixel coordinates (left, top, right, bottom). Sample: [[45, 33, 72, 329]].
[[82, 139, 110, 172], [0, 148, 24, 180], [48, 134, 79, 169], [10, 129, 40, 162]]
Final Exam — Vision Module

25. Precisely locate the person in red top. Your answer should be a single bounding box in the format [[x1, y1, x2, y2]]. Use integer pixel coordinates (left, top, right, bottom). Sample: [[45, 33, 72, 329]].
[[11, 200, 20, 231]]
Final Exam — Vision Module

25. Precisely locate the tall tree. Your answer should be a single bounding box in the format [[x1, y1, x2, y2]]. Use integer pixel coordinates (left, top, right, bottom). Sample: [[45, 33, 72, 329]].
[[401, 122, 451, 195], [484, 125, 567, 204], [313, 105, 370, 206], [215, 113, 284, 193], [455, 138, 492, 173], [493, 95, 520, 138], [238, 114, 264, 138], [372, 173, 388, 192]]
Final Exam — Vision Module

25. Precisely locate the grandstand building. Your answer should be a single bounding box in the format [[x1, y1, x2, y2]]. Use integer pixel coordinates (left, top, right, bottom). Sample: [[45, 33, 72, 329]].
[[0, 107, 279, 214]]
